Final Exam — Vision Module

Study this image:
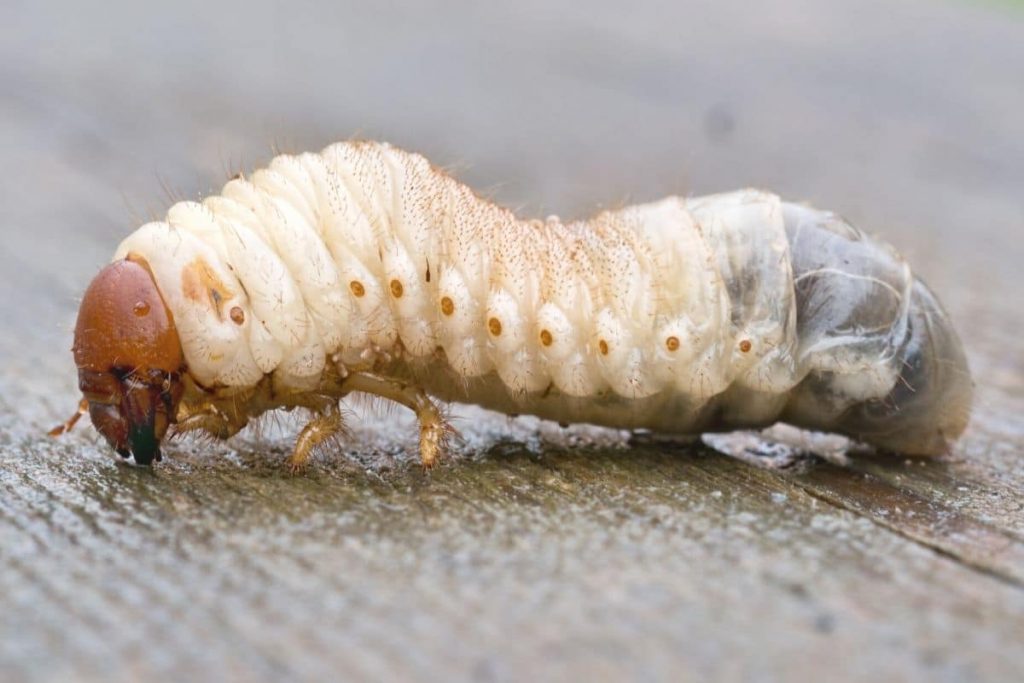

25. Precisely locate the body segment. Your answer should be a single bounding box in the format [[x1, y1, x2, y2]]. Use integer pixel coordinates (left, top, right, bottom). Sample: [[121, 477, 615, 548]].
[[67, 141, 971, 465]]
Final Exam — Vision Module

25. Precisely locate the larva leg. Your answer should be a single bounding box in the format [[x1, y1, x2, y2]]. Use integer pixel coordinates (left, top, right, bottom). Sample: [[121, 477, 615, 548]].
[[48, 398, 89, 437], [286, 405, 345, 473], [344, 373, 451, 469], [173, 407, 248, 440]]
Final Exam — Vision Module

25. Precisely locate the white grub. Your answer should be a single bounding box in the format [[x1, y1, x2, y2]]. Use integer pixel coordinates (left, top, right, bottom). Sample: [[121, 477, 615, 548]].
[[114, 141, 971, 458]]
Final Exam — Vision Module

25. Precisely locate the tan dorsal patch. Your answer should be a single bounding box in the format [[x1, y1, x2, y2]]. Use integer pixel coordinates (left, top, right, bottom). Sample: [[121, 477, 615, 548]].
[[182, 257, 232, 321]]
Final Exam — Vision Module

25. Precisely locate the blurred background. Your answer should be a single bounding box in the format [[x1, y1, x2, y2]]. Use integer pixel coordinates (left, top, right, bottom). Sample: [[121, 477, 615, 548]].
[[1, 1, 1022, 681]]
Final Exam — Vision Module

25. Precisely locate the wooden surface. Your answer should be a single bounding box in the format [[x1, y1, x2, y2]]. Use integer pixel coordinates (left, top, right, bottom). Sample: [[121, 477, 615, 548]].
[[1, 1, 1022, 681]]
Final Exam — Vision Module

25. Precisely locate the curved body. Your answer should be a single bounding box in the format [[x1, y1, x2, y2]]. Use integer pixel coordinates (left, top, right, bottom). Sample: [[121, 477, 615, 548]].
[[109, 141, 970, 457]]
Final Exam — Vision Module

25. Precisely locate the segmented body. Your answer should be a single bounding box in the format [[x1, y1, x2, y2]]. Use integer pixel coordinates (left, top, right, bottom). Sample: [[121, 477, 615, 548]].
[[113, 141, 971, 456]]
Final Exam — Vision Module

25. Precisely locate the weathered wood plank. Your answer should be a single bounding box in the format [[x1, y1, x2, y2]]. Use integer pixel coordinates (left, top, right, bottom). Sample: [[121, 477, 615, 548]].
[[792, 462, 1024, 586], [835, 454, 1024, 541], [2, 0, 1023, 681], [701, 433, 1024, 585]]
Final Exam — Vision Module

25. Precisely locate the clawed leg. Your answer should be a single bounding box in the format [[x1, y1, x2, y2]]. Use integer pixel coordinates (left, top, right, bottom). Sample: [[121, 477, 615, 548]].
[[344, 373, 452, 469], [171, 393, 345, 473], [286, 406, 345, 473]]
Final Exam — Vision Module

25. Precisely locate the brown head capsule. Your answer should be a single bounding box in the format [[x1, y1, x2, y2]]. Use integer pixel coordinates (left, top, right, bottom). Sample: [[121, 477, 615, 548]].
[[72, 257, 185, 465]]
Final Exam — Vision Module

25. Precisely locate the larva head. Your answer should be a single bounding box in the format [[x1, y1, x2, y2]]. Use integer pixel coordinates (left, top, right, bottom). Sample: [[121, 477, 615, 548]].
[[73, 257, 185, 465]]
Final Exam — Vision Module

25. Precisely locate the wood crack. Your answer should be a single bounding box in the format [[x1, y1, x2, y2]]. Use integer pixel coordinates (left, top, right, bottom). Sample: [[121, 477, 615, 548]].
[[784, 461, 1024, 589]]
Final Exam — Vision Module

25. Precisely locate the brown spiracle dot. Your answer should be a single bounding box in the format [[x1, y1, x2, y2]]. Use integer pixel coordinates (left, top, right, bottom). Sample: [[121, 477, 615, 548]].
[[440, 296, 455, 316], [390, 279, 404, 298], [350, 280, 366, 297], [488, 317, 502, 336], [539, 329, 553, 347], [739, 339, 752, 353], [665, 336, 680, 352], [229, 306, 245, 325], [598, 339, 609, 355], [133, 301, 151, 317]]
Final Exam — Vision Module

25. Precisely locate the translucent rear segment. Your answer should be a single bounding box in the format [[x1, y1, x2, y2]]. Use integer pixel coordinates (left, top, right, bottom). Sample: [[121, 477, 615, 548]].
[[779, 204, 971, 455], [833, 280, 972, 455]]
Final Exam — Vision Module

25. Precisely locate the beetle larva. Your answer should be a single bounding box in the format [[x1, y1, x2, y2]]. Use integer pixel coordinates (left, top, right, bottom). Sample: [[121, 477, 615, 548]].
[[55, 140, 972, 468]]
